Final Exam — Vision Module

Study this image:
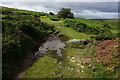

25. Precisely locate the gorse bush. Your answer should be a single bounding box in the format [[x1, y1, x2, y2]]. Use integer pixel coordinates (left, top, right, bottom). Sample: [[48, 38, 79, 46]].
[[47, 14, 60, 21], [2, 6, 55, 78], [64, 18, 118, 40], [92, 33, 118, 40], [64, 18, 111, 35]]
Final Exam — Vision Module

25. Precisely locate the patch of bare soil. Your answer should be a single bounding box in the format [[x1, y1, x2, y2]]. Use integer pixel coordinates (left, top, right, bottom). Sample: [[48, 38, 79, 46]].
[[94, 39, 118, 65], [82, 38, 119, 73], [14, 43, 44, 79], [13, 51, 34, 79]]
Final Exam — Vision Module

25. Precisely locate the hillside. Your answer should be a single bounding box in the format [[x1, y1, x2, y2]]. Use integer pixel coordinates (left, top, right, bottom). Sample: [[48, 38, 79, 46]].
[[1, 6, 119, 79], [100, 19, 119, 26], [1, 6, 55, 78]]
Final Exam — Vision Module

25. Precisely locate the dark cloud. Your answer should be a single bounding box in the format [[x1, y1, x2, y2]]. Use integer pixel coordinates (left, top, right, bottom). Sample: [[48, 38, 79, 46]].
[[33, 2, 118, 12], [0, 2, 118, 19]]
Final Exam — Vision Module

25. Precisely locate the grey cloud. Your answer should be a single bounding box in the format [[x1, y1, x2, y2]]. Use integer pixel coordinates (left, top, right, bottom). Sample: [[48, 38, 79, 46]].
[[41, 2, 118, 12], [75, 10, 118, 19], [0, 2, 119, 19], [1, 0, 120, 2]]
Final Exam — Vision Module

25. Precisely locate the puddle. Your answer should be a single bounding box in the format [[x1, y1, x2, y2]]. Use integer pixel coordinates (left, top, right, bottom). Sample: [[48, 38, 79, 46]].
[[34, 38, 66, 57]]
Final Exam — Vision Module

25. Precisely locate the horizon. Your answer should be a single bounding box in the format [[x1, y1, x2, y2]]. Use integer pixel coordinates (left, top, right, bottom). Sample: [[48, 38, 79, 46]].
[[0, 2, 119, 19]]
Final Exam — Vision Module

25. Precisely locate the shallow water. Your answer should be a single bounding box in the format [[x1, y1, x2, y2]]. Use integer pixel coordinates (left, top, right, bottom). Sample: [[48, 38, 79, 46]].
[[34, 38, 65, 57]]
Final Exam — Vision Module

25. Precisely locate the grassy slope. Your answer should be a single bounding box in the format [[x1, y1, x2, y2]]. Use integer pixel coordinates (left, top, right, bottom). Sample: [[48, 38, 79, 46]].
[[23, 17, 97, 78], [2, 7, 119, 78], [23, 17, 96, 78], [102, 19, 119, 34], [59, 27, 95, 39], [91, 19, 118, 34], [23, 17, 118, 78], [40, 17, 94, 39], [2, 7, 54, 78], [23, 48, 95, 78], [102, 19, 119, 26]]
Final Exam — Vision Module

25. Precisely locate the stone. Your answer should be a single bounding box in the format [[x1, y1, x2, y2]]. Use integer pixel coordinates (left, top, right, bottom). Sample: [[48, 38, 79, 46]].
[[77, 64, 80, 65], [66, 39, 93, 44], [71, 68, 73, 70], [80, 65, 84, 68], [72, 57, 75, 59]]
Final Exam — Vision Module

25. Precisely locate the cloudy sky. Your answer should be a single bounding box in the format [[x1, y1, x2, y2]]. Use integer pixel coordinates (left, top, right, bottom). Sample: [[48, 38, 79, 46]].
[[0, 1, 119, 19], [1, 0, 119, 2]]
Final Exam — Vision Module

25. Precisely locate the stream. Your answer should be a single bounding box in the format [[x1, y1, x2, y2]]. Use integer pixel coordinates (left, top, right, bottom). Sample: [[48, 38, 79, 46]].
[[33, 35, 66, 57], [16, 35, 66, 79]]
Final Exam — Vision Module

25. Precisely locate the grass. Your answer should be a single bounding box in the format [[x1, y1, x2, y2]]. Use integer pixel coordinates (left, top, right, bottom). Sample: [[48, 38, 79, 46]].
[[2, 7, 119, 78], [102, 19, 119, 26], [40, 16, 95, 40], [22, 16, 96, 77], [111, 29, 118, 34], [40, 16, 64, 27], [23, 47, 95, 78], [103, 19, 119, 35], [59, 27, 95, 39], [23, 16, 97, 78], [23, 16, 118, 78], [23, 56, 60, 78], [23, 44, 119, 78]]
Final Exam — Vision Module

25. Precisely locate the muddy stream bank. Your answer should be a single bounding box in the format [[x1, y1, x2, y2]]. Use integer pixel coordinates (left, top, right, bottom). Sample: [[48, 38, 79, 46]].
[[15, 32, 68, 79]]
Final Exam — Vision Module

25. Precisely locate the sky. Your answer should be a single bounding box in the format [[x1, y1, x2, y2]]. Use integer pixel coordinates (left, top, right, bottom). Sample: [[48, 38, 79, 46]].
[[0, 1, 119, 19], [1, 0, 119, 2]]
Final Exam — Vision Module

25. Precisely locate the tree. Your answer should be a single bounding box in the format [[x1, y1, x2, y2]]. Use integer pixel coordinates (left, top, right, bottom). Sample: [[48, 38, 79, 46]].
[[49, 12, 54, 15], [58, 8, 74, 19]]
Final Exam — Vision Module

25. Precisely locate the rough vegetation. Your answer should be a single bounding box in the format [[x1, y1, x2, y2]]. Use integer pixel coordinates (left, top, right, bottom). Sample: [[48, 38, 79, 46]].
[[2, 6, 55, 78], [64, 18, 118, 40], [1, 6, 119, 79]]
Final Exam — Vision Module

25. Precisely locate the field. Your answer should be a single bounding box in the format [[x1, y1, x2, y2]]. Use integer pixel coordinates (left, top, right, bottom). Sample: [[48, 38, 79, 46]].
[[101, 19, 119, 35], [23, 17, 119, 78], [102, 19, 119, 26], [2, 6, 119, 79], [40, 17, 95, 39], [23, 17, 96, 78]]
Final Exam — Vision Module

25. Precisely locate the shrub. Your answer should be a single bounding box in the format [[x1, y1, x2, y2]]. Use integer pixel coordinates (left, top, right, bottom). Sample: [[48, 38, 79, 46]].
[[49, 15, 60, 21], [49, 12, 54, 15], [64, 19, 111, 35], [92, 33, 117, 40], [2, 7, 55, 78]]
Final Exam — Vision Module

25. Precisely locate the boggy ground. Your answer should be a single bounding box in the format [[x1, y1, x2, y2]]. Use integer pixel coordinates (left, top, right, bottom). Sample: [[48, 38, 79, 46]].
[[22, 38, 119, 78], [18, 17, 119, 78]]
